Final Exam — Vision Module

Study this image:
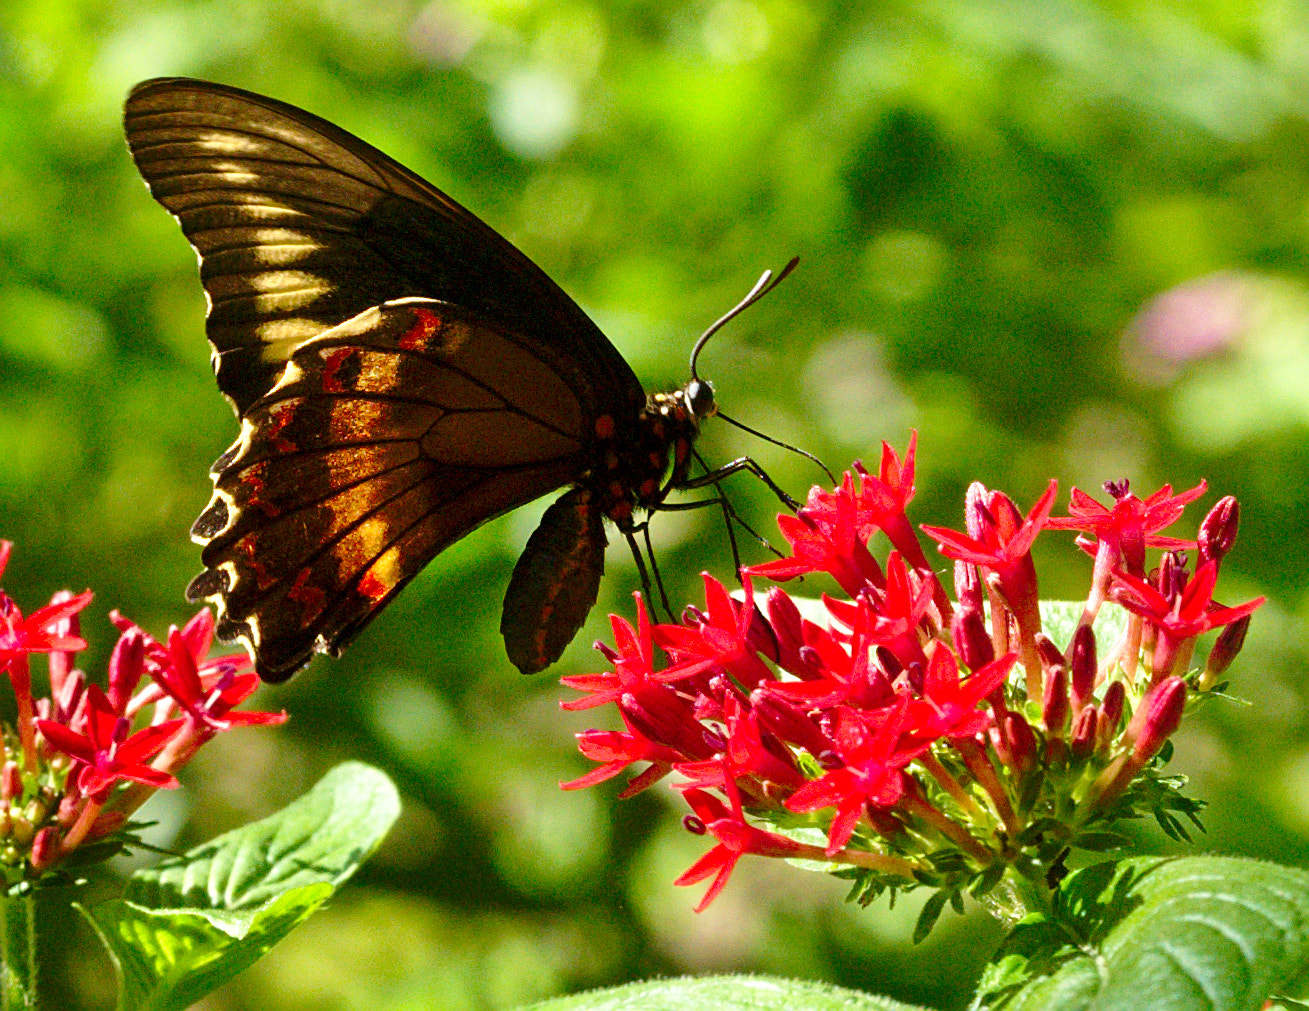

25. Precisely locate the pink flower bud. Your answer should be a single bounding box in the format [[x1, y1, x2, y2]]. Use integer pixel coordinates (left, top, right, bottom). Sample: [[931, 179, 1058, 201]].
[[30, 826, 59, 871], [620, 687, 715, 761], [1098, 680, 1126, 751], [1068, 623, 1097, 714], [1201, 614, 1250, 688], [1035, 634, 1063, 671], [1001, 711, 1038, 776], [1069, 706, 1098, 758], [1042, 665, 1068, 735], [954, 560, 983, 613], [951, 609, 995, 674], [1128, 676, 1187, 763], [0, 762, 20, 802], [1198, 496, 1239, 567], [751, 690, 833, 758], [765, 588, 813, 677], [107, 628, 147, 712]]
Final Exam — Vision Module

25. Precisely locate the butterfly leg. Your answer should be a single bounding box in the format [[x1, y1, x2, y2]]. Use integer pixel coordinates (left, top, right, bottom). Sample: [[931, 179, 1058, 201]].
[[621, 521, 677, 621], [678, 456, 802, 512]]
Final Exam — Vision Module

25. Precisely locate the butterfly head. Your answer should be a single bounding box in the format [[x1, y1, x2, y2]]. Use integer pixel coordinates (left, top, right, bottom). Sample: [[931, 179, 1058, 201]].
[[681, 378, 718, 422]]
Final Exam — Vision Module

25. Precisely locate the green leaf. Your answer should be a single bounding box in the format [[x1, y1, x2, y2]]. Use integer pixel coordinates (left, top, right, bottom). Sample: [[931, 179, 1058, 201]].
[[80, 762, 399, 1011], [1038, 601, 1127, 658], [975, 856, 1309, 1011], [523, 974, 933, 1010], [914, 888, 950, 944]]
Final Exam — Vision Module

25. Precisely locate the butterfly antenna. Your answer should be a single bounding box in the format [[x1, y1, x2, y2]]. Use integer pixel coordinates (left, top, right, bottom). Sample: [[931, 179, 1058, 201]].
[[689, 256, 800, 382], [687, 257, 833, 484], [715, 410, 836, 484]]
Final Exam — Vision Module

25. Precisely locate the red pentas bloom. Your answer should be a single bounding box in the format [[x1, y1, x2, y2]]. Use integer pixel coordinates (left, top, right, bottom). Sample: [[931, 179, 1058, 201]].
[[0, 539, 285, 883], [1046, 480, 1209, 630], [561, 436, 1263, 920]]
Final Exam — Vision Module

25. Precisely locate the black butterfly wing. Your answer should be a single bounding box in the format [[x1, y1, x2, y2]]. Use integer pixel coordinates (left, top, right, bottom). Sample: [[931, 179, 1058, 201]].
[[186, 298, 594, 681], [123, 77, 644, 418], [123, 78, 649, 678]]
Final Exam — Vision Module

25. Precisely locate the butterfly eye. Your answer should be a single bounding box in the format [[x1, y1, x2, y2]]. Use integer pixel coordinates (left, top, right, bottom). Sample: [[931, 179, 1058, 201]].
[[685, 380, 717, 420]]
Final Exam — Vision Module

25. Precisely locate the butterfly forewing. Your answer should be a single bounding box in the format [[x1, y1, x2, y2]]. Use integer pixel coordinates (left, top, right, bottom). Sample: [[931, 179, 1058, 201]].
[[123, 78, 642, 416]]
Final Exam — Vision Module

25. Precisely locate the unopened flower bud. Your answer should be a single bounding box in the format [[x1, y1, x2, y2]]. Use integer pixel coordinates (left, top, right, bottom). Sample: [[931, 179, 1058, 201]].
[[1001, 711, 1038, 776], [1069, 706, 1098, 758], [620, 688, 715, 760], [1127, 676, 1187, 762], [1198, 496, 1239, 567], [743, 603, 779, 663], [751, 690, 833, 758], [0, 762, 20, 803], [765, 588, 809, 676], [1157, 551, 1188, 599], [1042, 665, 1068, 735], [10, 817, 33, 846], [29, 826, 59, 871], [57, 794, 80, 824], [1199, 615, 1251, 690], [951, 609, 994, 673], [1068, 623, 1097, 714], [1035, 633, 1063, 671], [44, 590, 80, 692], [22, 797, 46, 826], [107, 627, 147, 711], [1098, 680, 1126, 751], [954, 560, 983, 614], [1090, 677, 1189, 810], [964, 482, 992, 540]]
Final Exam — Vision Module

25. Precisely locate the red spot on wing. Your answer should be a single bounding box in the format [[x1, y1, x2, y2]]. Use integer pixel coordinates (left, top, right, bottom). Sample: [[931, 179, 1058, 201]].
[[595, 415, 616, 440], [400, 308, 441, 351], [286, 568, 327, 619], [357, 567, 391, 603], [264, 402, 299, 454], [235, 535, 275, 590], [243, 462, 281, 518]]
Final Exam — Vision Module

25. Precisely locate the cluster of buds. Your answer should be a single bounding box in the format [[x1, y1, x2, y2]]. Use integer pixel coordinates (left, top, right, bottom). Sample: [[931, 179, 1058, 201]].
[[0, 540, 284, 883], [562, 435, 1264, 920]]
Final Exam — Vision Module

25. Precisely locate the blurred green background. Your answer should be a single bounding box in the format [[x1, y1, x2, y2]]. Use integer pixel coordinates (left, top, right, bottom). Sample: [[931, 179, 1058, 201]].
[[3, 0, 1309, 1008]]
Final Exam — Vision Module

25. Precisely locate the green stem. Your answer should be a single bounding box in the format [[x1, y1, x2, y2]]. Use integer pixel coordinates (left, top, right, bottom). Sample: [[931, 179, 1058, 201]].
[[0, 890, 37, 1010], [975, 863, 1054, 930]]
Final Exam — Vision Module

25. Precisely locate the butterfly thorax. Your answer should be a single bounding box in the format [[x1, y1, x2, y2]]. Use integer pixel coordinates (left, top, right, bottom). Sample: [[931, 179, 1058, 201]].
[[590, 381, 715, 528]]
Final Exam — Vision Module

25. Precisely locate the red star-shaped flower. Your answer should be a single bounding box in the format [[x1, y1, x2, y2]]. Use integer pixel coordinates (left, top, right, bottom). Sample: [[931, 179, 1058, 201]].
[[1046, 481, 1205, 574], [674, 787, 805, 911], [784, 700, 930, 854], [37, 686, 183, 801]]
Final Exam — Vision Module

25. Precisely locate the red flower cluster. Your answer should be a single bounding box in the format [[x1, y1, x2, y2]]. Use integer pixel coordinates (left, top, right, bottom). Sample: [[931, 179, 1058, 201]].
[[562, 435, 1264, 913], [0, 540, 284, 880]]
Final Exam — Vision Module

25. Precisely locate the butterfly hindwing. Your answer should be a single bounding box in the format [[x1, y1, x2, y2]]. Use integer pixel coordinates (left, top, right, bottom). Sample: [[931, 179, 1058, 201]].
[[186, 298, 592, 681]]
